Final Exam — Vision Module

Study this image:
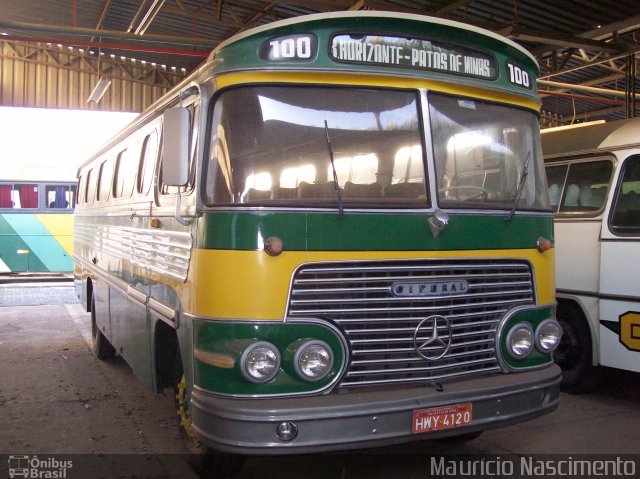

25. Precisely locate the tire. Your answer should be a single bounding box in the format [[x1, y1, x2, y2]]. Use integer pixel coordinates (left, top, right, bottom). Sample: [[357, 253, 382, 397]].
[[91, 296, 116, 360], [553, 303, 599, 394], [173, 352, 244, 479], [436, 431, 483, 444]]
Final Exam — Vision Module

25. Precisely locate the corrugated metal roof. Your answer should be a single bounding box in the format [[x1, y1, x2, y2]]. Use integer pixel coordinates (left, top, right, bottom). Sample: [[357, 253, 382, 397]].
[[0, 0, 638, 123]]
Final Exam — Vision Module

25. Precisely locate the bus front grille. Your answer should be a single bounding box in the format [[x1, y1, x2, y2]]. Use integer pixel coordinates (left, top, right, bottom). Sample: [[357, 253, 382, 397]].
[[287, 259, 535, 389]]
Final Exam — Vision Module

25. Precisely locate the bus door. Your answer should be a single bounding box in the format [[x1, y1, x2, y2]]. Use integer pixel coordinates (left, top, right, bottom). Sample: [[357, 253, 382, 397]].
[[599, 154, 640, 373]]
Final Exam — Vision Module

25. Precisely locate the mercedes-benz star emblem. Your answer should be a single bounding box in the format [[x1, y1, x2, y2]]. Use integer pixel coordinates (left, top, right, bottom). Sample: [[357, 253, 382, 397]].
[[413, 315, 452, 360]]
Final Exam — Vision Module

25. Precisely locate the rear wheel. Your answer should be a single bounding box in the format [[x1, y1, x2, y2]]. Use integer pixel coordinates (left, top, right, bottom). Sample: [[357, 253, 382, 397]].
[[553, 303, 599, 394], [91, 296, 115, 360], [173, 353, 244, 479]]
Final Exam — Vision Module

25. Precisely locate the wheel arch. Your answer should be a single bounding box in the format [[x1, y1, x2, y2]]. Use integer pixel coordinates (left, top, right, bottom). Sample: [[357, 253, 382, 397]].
[[556, 294, 599, 366], [153, 319, 179, 393]]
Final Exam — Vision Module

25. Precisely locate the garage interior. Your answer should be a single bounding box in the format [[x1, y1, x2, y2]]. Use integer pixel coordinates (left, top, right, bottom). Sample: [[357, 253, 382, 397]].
[[0, 0, 639, 124]]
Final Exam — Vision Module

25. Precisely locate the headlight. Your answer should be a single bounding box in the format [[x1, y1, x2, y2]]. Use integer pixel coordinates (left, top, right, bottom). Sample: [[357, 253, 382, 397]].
[[506, 323, 534, 359], [240, 341, 280, 383], [536, 319, 563, 353], [294, 340, 334, 382]]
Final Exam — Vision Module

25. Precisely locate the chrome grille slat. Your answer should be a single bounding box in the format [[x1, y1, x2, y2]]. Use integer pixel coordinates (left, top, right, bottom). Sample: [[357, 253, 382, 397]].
[[293, 272, 530, 285], [351, 346, 496, 365], [287, 258, 534, 388], [290, 287, 532, 305], [291, 297, 530, 315], [352, 338, 496, 355], [345, 318, 500, 335], [346, 357, 497, 376], [338, 309, 509, 324]]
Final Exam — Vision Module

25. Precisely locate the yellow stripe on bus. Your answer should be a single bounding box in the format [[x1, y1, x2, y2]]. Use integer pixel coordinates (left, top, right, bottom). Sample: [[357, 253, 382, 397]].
[[35, 213, 74, 256], [215, 71, 541, 112], [189, 248, 555, 320]]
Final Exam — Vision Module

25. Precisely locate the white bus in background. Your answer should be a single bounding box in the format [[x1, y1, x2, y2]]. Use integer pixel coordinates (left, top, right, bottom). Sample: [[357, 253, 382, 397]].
[[542, 118, 640, 393]]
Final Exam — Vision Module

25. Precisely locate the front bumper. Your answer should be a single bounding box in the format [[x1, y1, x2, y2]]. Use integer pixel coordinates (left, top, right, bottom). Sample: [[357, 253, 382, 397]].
[[190, 365, 561, 455]]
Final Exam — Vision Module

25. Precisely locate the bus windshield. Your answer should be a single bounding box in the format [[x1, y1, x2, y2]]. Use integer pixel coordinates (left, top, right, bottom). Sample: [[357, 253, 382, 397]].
[[205, 86, 427, 207], [429, 93, 550, 211], [204, 86, 549, 212]]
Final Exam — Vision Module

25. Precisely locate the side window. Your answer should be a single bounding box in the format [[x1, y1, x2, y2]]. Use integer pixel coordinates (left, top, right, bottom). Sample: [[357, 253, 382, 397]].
[[558, 160, 613, 214], [113, 148, 136, 199], [86, 168, 98, 204], [8, 184, 39, 209], [544, 164, 568, 211], [46, 185, 75, 209], [97, 159, 113, 202], [76, 177, 85, 205], [0, 184, 14, 208], [138, 130, 159, 195], [610, 156, 640, 235]]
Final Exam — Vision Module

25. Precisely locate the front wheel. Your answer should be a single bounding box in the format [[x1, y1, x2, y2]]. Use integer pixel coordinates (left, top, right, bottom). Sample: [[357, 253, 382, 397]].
[[174, 355, 244, 479], [553, 303, 599, 394]]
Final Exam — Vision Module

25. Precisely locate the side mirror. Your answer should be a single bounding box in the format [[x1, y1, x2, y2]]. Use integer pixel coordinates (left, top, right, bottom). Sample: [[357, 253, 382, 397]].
[[162, 107, 190, 187]]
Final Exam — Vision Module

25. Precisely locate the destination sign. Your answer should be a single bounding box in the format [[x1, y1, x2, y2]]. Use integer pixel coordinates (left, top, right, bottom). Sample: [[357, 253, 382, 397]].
[[330, 34, 498, 80]]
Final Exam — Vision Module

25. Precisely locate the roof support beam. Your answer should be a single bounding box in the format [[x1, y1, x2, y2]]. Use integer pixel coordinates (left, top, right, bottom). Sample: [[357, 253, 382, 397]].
[[0, 19, 219, 48]]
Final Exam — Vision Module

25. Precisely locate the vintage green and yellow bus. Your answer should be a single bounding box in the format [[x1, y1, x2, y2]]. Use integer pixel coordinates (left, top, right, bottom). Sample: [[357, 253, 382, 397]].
[[1, 179, 75, 273], [74, 11, 561, 475]]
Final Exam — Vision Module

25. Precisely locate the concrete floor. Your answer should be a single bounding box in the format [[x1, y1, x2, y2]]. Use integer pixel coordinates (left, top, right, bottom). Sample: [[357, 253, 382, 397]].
[[1, 282, 639, 478]]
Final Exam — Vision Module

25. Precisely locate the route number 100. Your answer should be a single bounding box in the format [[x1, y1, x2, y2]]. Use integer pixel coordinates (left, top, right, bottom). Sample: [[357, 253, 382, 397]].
[[507, 62, 530, 88], [269, 37, 312, 59]]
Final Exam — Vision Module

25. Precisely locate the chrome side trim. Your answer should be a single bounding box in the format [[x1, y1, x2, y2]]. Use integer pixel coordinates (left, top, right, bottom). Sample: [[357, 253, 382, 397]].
[[75, 223, 192, 282], [74, 256, 177, 326]]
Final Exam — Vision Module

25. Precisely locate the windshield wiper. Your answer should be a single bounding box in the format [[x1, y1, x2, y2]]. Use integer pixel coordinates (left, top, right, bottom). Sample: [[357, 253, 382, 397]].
[[324, 120, 345, 219], [506, 151, 531, 221]]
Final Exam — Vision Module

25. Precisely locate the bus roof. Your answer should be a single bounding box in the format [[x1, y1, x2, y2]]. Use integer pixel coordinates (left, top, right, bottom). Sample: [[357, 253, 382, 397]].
[[542, 117, 640, 159], [212, 11, 538, 67], [208, 11, 539, 101]]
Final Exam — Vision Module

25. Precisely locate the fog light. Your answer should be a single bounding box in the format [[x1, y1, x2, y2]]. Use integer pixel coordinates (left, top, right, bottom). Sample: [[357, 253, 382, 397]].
[[506, 323, 534, 359], [294, 340, 333, 382], [536, 319, 563, 353], [276, 421, 298, 441], [240, 342, 280, 383]]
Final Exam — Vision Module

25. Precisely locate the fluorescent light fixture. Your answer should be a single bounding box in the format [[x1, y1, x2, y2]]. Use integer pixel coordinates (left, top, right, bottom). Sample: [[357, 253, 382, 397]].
[[87, 78, 112, 103], [134, 0, 165, 35]]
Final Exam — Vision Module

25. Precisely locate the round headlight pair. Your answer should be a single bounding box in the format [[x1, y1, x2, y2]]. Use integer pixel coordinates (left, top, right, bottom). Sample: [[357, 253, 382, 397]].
[[506, 319, 562, 360], [240, 340, 334, 384]]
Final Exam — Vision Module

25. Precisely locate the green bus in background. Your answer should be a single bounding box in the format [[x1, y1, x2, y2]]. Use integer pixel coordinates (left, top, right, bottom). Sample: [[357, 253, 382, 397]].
[[74, 11, 562, 478]]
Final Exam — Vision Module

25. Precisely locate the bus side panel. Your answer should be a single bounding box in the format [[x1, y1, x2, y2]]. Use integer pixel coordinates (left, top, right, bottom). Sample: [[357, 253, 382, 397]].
[[554, 220, 602, 294], [599, 240, 640, 373], [109, 287, 155, 390]]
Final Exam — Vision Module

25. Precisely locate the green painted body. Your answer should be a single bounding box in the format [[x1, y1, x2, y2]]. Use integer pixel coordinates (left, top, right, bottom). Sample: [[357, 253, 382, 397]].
[[197, 211, 553, 251], [194, 320, 345, 395], [500, 306, 556, 370]]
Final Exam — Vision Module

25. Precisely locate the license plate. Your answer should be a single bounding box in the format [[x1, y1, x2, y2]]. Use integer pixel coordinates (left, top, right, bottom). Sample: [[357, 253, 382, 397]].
[[412, 403, 473, 434]]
